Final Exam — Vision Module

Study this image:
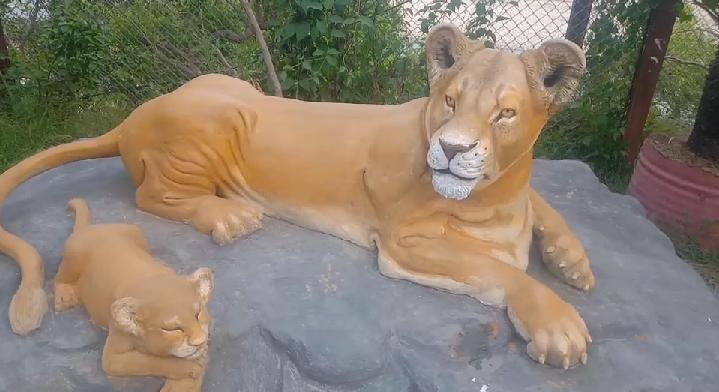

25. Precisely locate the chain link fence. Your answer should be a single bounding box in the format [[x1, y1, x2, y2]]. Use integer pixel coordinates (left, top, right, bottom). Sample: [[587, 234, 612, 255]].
[[2, 0, 612, 104], [401, 0, 579, 51], [653, 3, 718, 131], [1, 0, 716, 184]]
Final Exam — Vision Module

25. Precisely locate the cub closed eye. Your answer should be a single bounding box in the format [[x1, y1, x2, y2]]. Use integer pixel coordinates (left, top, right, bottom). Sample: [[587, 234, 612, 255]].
[[162, 327, 183, 332], [445, 95, 455, 111]]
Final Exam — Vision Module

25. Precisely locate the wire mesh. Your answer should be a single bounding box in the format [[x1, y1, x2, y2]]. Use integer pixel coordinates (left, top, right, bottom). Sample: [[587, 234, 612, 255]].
[[400, 0, 580, 51], [1, 0, 716, 117], [653, 2, 718, 130]]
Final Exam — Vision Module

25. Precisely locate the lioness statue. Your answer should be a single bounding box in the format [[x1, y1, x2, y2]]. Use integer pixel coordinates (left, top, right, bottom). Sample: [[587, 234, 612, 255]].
[[55, 198, 212, 391], [0, 23, 594, 368]]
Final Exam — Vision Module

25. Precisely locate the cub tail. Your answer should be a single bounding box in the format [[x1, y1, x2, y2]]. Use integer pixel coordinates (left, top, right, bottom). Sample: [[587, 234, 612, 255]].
[[68, 198, 92, 231]]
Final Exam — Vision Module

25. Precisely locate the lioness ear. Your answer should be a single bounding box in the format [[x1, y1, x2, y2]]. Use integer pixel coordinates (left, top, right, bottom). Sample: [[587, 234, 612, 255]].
[[426, 23, 484, 85], [110, 297, 142, 336], [189, 267, 214, 303], [520, 39, 586, 115]]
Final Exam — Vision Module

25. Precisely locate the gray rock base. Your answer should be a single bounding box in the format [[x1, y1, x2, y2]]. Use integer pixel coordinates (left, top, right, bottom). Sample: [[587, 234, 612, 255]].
[[0, 158, 718, 391]]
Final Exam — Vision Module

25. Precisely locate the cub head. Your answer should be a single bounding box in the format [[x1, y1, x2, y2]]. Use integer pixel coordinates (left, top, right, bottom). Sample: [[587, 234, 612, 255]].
[[110, 267, 214, 359], [424, 23, 586, 200]]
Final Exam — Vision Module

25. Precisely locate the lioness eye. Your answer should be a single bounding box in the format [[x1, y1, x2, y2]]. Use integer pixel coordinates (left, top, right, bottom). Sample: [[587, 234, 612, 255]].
[[162, 327, 182, 333], [445, 95, 455, 111], [499, 108, 516, 119]]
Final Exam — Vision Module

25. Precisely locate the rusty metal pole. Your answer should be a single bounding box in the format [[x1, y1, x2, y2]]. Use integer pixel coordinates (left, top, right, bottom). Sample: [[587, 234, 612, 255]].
[[624, 0, 679, 164]]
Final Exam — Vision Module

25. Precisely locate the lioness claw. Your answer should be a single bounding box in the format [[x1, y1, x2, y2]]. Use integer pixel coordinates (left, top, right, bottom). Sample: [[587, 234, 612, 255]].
[[540, 234, 595, 291]]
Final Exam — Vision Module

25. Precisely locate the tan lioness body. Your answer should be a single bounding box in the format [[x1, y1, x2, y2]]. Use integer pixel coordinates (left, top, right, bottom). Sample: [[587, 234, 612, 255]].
[[1, 24, 594, 368], [55, 199, 212, 392]]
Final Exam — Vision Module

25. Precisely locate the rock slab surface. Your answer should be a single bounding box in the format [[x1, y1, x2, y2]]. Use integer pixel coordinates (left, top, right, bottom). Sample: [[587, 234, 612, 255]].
[[0, 158, 718, 391]]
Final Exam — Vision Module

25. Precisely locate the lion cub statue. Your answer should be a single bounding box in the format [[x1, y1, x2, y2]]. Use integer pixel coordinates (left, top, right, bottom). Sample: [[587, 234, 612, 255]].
[[54, 198, 212, 392]]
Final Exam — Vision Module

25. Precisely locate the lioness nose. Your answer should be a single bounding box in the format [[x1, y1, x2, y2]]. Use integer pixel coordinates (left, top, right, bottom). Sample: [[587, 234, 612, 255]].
[[439, 139, 478, 161]]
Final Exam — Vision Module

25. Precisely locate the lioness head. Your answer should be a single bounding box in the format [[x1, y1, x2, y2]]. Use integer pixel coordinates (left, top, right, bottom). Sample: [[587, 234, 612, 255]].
[[110, 267, 214, 359], [424, 24, 585, 200]]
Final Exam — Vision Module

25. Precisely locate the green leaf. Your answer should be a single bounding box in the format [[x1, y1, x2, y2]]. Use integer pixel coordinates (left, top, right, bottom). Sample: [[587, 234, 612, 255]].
[[315, 20, 328, 34], [295, 22, 311, 39], [325, 48, 340, 55], [302, 59, 313, 70], [329, 14, 344, 23], [330, 29, 346, 38], [313, 48, 325, 56], [282, 23, 298, 40], [326, 55, 338, 66], [357, 16, 373, 27], [298, 79, 314, 91], [298, 0, 323, 12]]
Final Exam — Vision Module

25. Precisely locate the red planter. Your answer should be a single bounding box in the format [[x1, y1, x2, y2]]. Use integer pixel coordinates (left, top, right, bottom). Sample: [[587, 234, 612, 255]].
[[629, 140, 719, 250]]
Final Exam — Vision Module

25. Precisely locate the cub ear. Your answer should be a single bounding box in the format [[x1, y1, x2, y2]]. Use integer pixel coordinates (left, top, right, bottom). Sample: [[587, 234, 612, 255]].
[[189, 267, 214, 303], [425, 23, 484, 85], [110, 297, 142, 336], [520, 39, 586, 115]]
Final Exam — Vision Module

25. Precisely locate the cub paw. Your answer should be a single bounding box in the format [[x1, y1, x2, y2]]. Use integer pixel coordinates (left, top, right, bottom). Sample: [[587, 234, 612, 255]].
[[538, 229, 595, 291], [54, 282, 79, 312], [9, 285, 48, 335]]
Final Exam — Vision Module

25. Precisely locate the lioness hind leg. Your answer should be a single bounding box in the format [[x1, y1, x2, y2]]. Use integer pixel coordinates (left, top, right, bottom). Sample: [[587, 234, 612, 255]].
[[135, 160, 262, 246], [529, 188, 595, 291]]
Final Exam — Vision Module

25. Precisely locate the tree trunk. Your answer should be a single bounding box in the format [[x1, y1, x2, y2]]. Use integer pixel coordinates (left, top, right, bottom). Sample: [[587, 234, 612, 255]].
[[565, 0, 593, 47], [240, 0, 282, 97], [688, 43, 719, 161], [0, 18, 10, 75]]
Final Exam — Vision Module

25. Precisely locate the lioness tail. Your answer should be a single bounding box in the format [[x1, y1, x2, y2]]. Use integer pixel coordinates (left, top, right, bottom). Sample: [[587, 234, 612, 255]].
[[0, 127, 122, 335]]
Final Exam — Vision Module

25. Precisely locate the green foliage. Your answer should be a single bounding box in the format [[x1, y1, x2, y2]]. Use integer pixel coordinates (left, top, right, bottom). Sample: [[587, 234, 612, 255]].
[[649, 10, 715, 134], [44, 0, 106, 99], [1, 0, 707, 195], [270, 0, 426, 103], [417, 0, 511, 45], [0, 95, 131, 172], [537, 0, 656, 191]]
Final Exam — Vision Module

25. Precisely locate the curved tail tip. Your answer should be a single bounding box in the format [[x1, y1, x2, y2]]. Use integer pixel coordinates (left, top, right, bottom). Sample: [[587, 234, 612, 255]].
[[68, 198, 85, 209], [8, 286, 48, 335]]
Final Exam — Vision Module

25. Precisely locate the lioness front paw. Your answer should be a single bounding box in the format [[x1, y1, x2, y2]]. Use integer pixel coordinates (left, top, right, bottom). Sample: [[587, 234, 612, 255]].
[[537, 228, 595, 291], [508, 286, 591, 369], [191, 198, 263, 246], [210, 209, 262, 245]]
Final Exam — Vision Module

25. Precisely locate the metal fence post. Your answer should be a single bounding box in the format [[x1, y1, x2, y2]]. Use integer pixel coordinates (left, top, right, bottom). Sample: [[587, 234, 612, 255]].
[[0, 18, 10, 75], [565, 0, 593, 46], [624, 0, 680, 164]]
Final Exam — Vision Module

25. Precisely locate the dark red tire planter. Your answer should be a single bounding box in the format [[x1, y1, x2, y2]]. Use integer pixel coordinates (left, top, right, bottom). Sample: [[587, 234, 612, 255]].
[[629, 140, 719, 250]]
